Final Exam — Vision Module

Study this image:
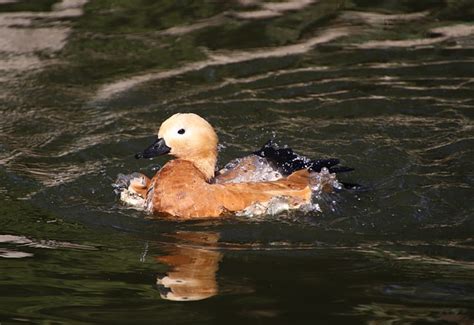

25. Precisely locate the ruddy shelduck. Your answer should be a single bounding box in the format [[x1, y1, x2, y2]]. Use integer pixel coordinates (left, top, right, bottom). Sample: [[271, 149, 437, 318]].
[[115, 113, 354, 218]]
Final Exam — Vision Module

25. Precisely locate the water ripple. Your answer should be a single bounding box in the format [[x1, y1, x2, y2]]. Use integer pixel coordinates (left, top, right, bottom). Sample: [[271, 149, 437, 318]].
[[94, 28, 350, 100]]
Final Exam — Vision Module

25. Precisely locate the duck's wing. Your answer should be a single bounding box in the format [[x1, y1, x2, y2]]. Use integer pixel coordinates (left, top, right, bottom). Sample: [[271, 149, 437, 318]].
[[253, 139, 354, 175], [214, 139, 355, 186], [212, 169, 313, 216]]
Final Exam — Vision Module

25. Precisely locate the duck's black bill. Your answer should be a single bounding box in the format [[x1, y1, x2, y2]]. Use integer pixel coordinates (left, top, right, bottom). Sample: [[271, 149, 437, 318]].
[[135, 138, 171, 159]]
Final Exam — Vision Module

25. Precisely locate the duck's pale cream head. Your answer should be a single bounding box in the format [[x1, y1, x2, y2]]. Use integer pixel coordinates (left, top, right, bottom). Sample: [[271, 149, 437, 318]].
[[136, 113, 218, 179]]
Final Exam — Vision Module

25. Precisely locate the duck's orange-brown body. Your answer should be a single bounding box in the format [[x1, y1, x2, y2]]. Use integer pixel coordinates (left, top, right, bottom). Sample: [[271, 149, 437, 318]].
[[149, 159, 311, 218]]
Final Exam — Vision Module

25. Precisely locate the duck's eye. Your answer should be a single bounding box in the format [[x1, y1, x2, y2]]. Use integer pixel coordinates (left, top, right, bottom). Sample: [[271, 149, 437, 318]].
[[177, 128, 185, 135]]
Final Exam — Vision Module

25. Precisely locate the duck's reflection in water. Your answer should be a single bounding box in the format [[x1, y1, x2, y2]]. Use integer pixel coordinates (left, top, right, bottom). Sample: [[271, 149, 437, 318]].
[[155, 231, 221, 301]]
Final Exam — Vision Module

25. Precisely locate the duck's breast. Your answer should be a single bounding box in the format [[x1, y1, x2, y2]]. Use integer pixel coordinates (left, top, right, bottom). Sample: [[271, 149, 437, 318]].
[[150, 160, 227, 218]]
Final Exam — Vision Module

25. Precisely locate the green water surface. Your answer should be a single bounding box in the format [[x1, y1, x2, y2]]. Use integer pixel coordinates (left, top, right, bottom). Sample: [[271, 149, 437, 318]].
[[1, 0, 473, 323]]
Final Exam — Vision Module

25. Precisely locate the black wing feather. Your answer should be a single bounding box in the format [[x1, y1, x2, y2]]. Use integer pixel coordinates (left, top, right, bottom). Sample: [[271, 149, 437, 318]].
[[253, 139, 354, 176]]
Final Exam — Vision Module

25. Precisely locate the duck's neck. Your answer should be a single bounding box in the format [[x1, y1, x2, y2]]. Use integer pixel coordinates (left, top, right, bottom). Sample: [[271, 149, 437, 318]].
[[189, 153, 217, 181]]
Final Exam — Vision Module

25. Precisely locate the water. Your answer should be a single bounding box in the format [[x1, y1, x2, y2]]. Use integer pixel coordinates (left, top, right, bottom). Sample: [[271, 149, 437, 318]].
[[1, 0, 473, 323]]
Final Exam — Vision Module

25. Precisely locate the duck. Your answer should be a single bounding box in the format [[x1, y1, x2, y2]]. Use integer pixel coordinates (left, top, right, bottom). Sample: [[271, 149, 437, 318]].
[[114, 113, 354, 218]]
